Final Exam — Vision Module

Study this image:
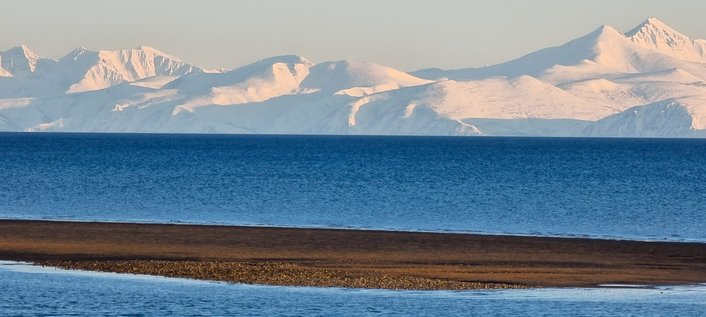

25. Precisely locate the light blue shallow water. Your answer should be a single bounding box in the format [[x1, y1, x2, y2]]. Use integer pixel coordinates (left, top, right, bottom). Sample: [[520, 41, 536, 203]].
[[1, 133, 705, 241], [1, 262, 705, 317]]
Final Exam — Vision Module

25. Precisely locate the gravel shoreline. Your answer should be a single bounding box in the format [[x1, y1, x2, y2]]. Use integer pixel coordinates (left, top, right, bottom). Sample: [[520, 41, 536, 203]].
[[40, 260, 524, 290], [2, 220, 705, 290]]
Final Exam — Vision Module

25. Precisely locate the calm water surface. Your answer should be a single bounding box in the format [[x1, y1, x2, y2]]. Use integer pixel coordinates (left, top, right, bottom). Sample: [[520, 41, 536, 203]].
[[1, 133, 705, 241], [2, 262, 705, 317]]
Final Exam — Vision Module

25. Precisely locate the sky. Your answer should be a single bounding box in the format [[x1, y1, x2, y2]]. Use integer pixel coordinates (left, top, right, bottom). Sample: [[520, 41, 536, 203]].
[[2, 0, 705, 71]]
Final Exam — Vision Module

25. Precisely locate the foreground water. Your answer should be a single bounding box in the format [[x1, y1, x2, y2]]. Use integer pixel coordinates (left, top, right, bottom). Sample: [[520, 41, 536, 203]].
[[1, 133, 706, 241], [1, 261, 705, 316]]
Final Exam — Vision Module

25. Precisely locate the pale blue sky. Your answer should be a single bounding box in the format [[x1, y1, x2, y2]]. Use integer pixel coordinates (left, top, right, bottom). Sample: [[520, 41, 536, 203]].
[[2, 0, 705, 71]]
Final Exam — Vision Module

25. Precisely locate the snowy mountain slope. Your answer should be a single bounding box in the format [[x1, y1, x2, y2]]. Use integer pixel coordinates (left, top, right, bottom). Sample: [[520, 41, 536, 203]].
[[0, 81, 158, 132], [157, 91, 481, 136], [559, 74, 706, 113], [584, 97, 706, 137], [301, 60, 431, 96], [0, 78, 477, 135], [163, 55, 313, 112], [337, 77, 604, 136], [1, 17, 706, 137], [412, 25, 645, 81], [337, 76, 611, 131]]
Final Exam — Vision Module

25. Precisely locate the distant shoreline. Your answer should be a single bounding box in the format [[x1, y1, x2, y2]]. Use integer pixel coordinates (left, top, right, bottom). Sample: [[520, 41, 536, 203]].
[[1, 220, 705, 290], [2, 131, 706, 140]]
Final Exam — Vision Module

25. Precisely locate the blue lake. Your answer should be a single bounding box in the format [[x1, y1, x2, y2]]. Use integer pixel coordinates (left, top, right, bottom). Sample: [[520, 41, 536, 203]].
[[1, 133, 706, 241]]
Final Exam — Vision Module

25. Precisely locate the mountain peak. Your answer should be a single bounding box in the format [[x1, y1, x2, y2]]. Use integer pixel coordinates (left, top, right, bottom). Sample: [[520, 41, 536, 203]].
[[252, 55, 313, 67], [646, 16, 666, 25], [590, 25, 625, 39], [69, 46, 92, 55], [133, 45, 182, 61], [4, 44, 38, 57], [625, 17, 705, 62], [135, 45, 163, 54], [6, 44, 33, 53], [572, 25, 627, 49], [645, 17, 669, 28], [626, 17, 683, 38], [1, 44, 43, 74]]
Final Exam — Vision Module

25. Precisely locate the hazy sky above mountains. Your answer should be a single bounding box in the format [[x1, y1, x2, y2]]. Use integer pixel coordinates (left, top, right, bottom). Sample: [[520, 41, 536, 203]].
[[2, 0, 704, 71]]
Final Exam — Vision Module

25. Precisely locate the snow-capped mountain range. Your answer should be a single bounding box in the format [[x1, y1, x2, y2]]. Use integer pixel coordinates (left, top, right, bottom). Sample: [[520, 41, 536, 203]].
[[2, 17, 706, 137]]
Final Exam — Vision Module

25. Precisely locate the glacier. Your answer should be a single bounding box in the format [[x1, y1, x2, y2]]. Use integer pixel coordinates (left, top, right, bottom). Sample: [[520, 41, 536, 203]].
[[1, 17, 706, 137]]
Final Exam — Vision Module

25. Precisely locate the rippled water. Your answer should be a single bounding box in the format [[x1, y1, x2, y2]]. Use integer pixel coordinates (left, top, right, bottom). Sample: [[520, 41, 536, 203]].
[[1, 133, 706, 241], [1, 262, 705, 317]]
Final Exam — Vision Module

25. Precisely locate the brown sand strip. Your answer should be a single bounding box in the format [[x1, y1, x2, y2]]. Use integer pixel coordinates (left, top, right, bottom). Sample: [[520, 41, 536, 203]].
[[1, 220, 705, 290]]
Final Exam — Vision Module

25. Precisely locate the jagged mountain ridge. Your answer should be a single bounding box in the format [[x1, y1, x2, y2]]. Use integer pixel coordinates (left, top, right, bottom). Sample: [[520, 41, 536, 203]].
[[412, 20, 706, 83], [0, 45, 206, 98], [1, 17, 706, 137]]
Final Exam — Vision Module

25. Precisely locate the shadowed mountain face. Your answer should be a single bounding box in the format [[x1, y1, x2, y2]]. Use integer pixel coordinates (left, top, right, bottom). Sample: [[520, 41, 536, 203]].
[[1, 17, 705, 137]]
